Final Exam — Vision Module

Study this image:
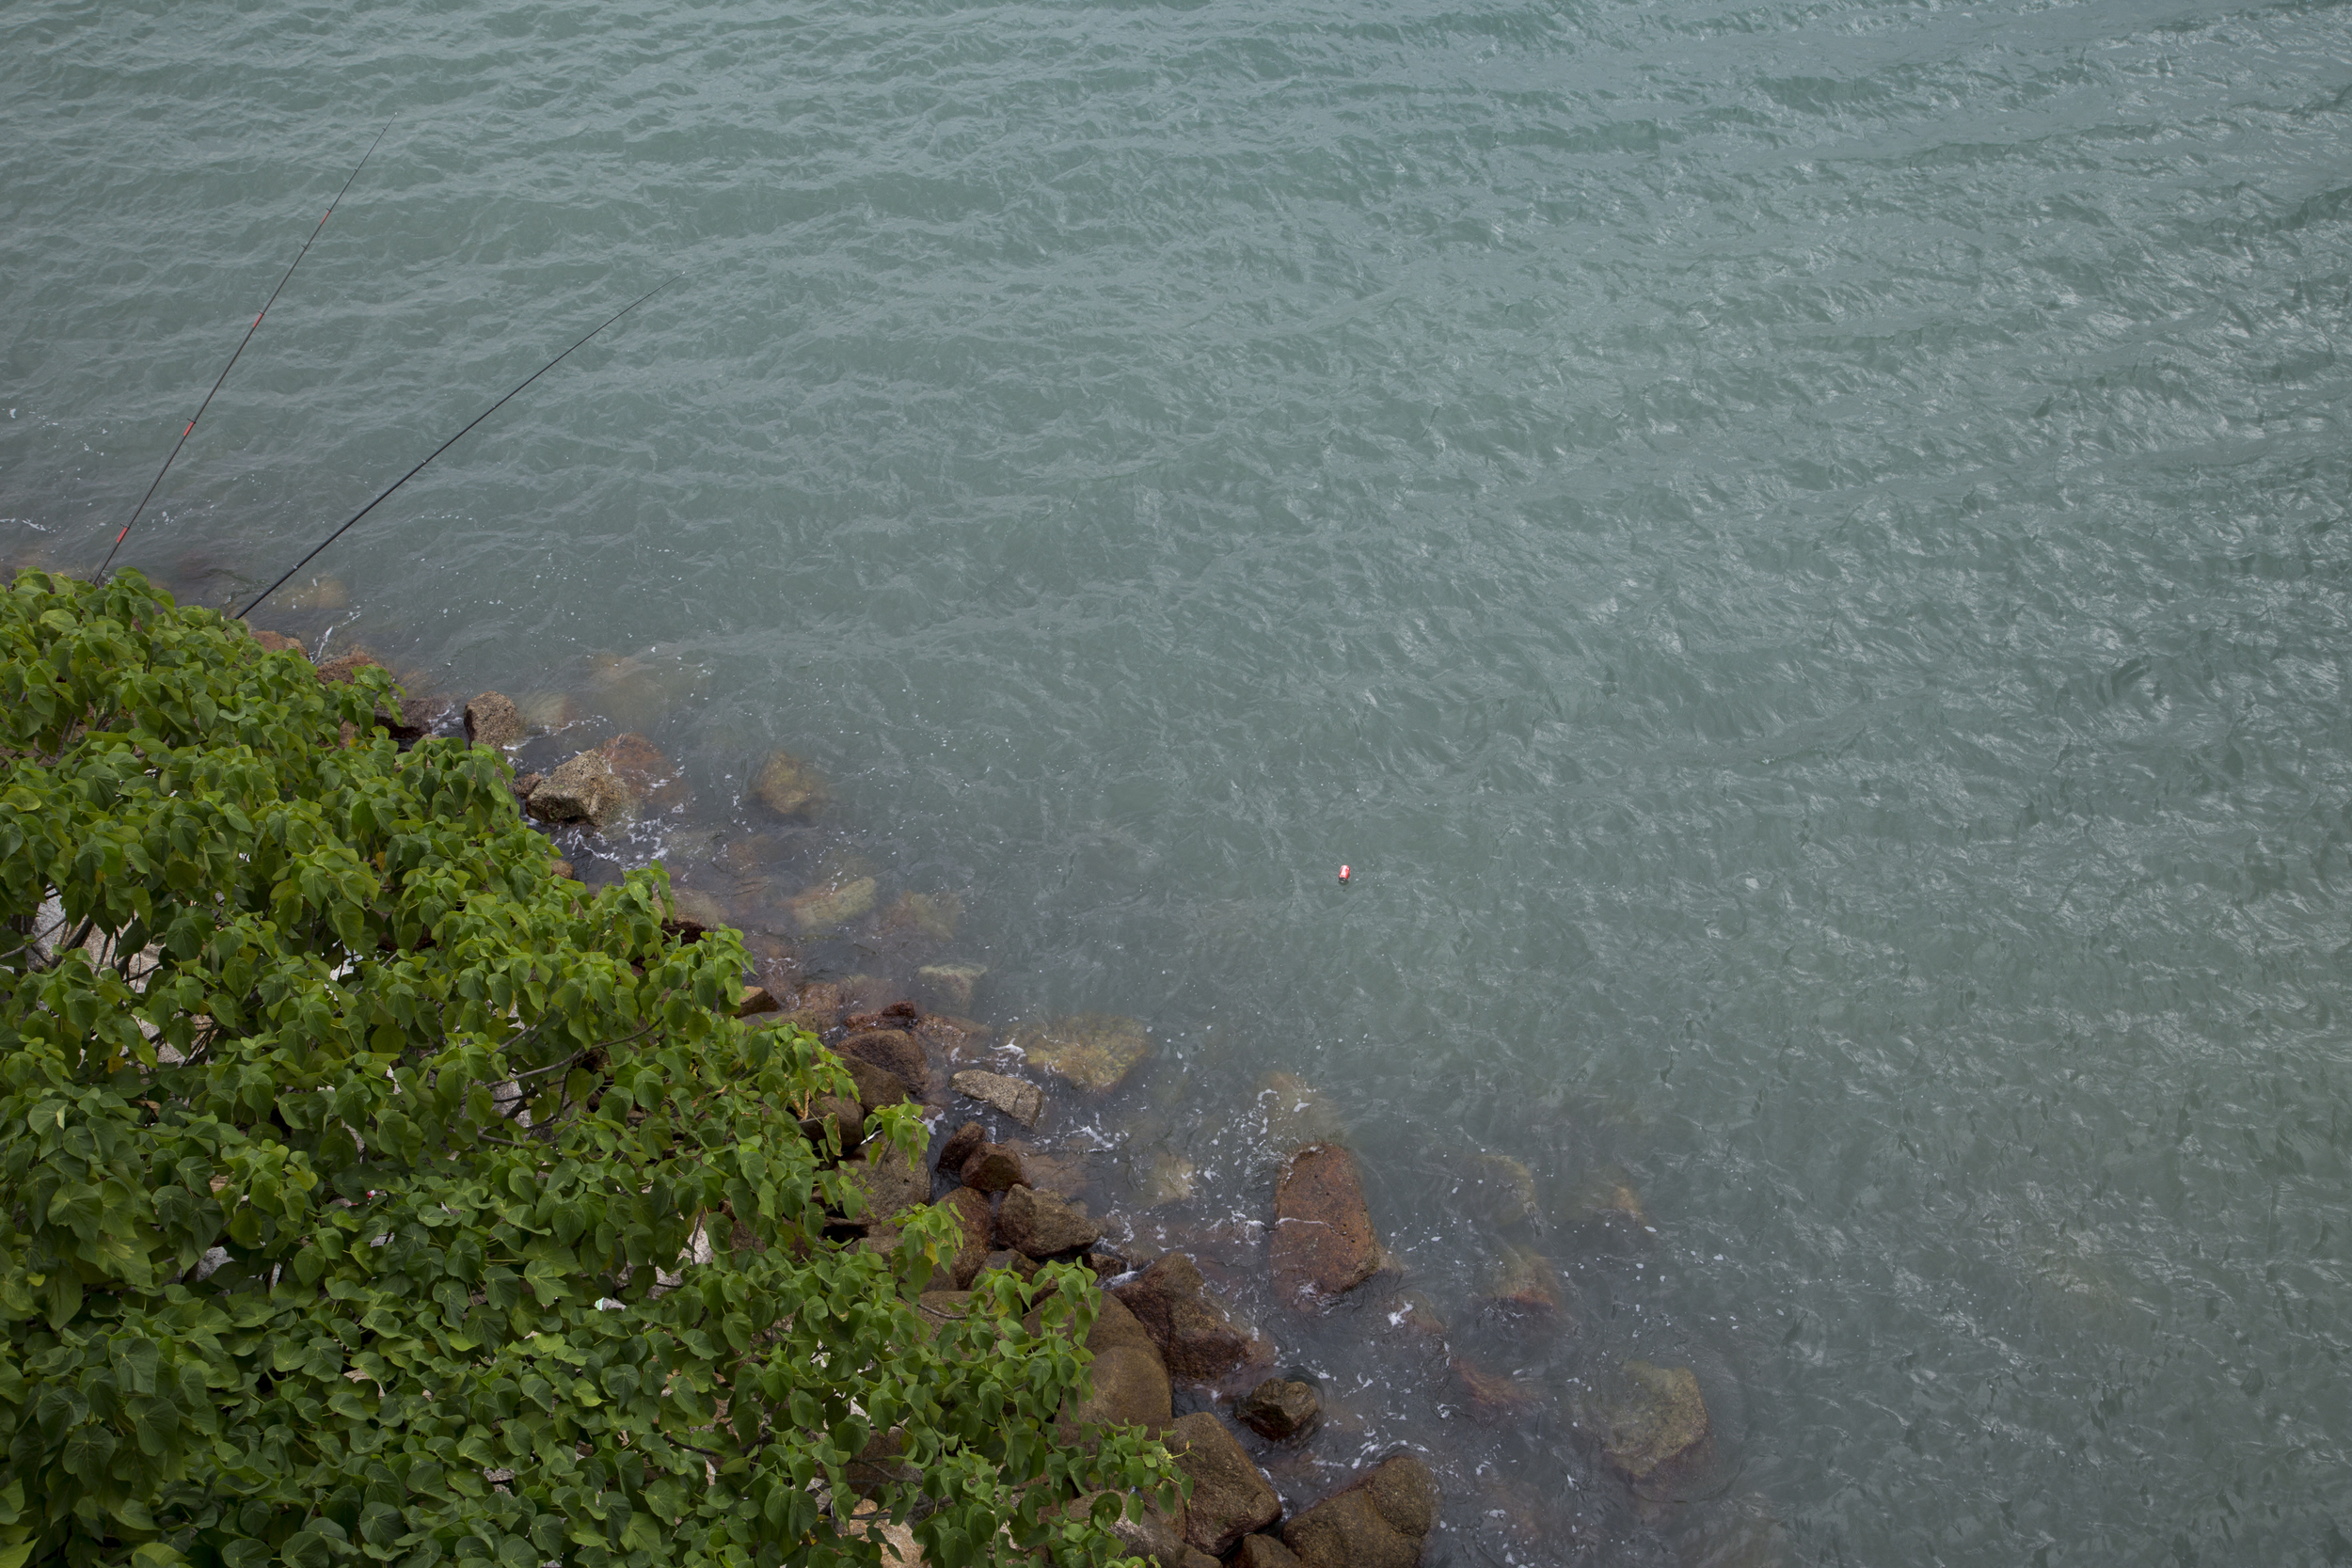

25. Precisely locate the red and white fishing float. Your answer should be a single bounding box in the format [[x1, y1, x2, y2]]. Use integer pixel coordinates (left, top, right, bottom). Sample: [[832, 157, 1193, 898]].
[[1339, 864, 1351, 884]]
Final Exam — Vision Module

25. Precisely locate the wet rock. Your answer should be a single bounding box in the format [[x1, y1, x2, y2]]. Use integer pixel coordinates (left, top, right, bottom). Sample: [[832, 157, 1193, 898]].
[[1064, 1292, 1171, 1432], [527, 733, 680, 832], [842, 1000, 921, 1034], [1112, 1253, 1267, 1382], [1235, 1378, 1320, 1442], [1234, 1536, 1302, 1568], [939, 1186, 993, 1290], [748, 748, 825, 817], [510, 770, 545, 806], [1005, 1142, 1090, 1202], [1460, 1152, 1539, 1227], [1271, 1145, 1381, 1307], [1084, 1246, 1131, 1278], [1258, 1073, 1346, 1154], [976, 1248, 1040, 1283], [959, 1143, 1026, 1194], [1450, 1356, 1538, 1422], [917, 962, 988, 1011], [1595, 1361, 1711, 1497], [790, 875, 878, 933], [936, 1120, 986, 1175], [1168, 1412, 1280, 1556], [840, 1142, 929, 1230], [671, 889, 730, 930], [464, 690, 528, 749], [1137, 1149, 1196, 1208], [838, 1028, 930, 1096], [249, 628, 308, 658], [950, 1069, 1043, 1129], [735, 985, 782, 1019], [881, 891, 961, 942], [602, 732, 687, 815], [1479, 1244, 1567, 1331], [1013, 1014, 1152, 1095], [840, 1055, 913, 1121], [1282, 1454, 1438, 1568], [1381, 1292, 1450, 1347], [1567, 1166, 1655, 1242], [998, 1185, 1102, 1258]]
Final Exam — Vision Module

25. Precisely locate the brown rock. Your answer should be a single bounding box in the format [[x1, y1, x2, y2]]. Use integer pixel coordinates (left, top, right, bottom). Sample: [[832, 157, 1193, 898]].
[[736, 985, 782, 1019], [842, 1000, 921, 1033], [249, 628, 307, 658], [1595, 1361, 1711, 1494], [976, 1248, 1040, 1283], [838, 1029, 930, 1097], [959, 1143, 1026, 1194], [1282, 1455, 1438, 1568], [1167, 1412, 1280, 1556], [940, 1186, 993, 1290], [1234, 1378, 1320, 1441], [915, 1013, 994, 1062], [313, 649, 383, 686], [548, 859, 575, 881], [1113, 1253, 1267, 1382], [1271, 1145, 1381, 1307], [936, 1120, 986, 1175], [951, 1069, 1043, 1129], [1234, 1537, 1302, 1568], [464, 690, 529, 749], [601, 732, 685, 815], [1064, 1293, 1171, 1432], [801, 1094, 864, 1154], [511, 770, 544, 806], [840, 1055, 913, 1120], [749, 749, 825, 817], [1012, 1014, 1152, 1095], [997, 1185, 1102, 1258]]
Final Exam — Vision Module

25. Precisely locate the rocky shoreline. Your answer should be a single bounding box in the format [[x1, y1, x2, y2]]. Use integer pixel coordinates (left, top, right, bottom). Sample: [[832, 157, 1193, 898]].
[[241, 608, 1778, 1568]]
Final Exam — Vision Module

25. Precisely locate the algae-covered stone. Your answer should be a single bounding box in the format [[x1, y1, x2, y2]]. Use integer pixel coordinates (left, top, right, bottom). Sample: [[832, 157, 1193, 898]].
[[1595, 1361, 1710, 1492], [749, 749, 825, 817], [882, 891, 961, 942], [917, 963, 988, 1011], [789, 875, 878, 932], [1567, 1165, 1654, 1240], [950, 1069, 1043, 1129], [1014, 1014, 1152, 1095]]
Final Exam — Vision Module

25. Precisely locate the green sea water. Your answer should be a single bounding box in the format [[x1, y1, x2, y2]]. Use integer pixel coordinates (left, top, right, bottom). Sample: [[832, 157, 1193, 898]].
[[8, 0, 2352, 1560]]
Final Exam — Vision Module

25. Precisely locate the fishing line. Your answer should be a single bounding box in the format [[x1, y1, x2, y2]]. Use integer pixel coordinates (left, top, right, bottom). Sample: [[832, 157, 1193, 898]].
[[98, 118, 395, 583], [234, 274, 684, 621]]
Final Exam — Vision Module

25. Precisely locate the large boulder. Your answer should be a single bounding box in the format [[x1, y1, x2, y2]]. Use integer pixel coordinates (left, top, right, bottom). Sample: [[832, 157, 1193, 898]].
[[463, 690, 529, 749], [527, 732, 681, 832], [1112, 1253, 1267, 1382], [959, 1143, 1026, 1194], [839, 1142, 928, 1229], [1282, 1454, 1438, 1568], [1271, 1145, 1382, 1307], [951, 1069, 1043, 1129], [749, 749, 825, 817], [1167, 1413, 1280, 1557], [938, 1186, 993, 1290], [839, 1029, 930, 1097], [1012, 1014, 1152, 1095], [937, 1120, 986, 1175], [1234, 1537, 1302, 1568], [1063, 1293, 1171, 1432], [997, 1185, 1102, 1258], [840, 1055, 913, 1121]]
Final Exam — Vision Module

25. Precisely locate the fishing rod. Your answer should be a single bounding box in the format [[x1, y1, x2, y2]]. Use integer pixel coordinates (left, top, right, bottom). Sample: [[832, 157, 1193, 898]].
[[234, 274, 683, 621], [97, 119, 395, 584]]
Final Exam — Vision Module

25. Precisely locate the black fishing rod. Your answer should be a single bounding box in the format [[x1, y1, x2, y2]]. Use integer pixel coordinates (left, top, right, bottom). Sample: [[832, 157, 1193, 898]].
[[234, 274, 683, 621], [97, 119, 395, 584]]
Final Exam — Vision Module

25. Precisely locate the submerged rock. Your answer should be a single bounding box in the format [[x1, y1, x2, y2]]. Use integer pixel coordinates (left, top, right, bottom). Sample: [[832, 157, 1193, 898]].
[[789, 875, 878, 933], [1258, 1072, 1348, 1154], [1014, 1014, 1152, 1095], [1137, 1149, 1197, 1208], [1271, 1145, 1382, 1307], [1479, 1244, 1568, 1332], [670, 888, 729, 930], [1450, 1356, 1537, 1422], [1282, 1454, 1438, 1568], [950, 1069, 1043, 1129], [1112, 1253, 1267, 1383], [1167, 1412, 1280, 1556], [749, 749, 825, 817], [1459, 1151, 1539, 1227], [997, 1185, 1101, 1258], [1235, 1377, 1320, 1441], [917, 962, 988, 1012], [1594, 1361, 1711, 1497], [881, 890, 961, 942], [464, 690, 528, 749], [1567, 1166, 1655, 1242]]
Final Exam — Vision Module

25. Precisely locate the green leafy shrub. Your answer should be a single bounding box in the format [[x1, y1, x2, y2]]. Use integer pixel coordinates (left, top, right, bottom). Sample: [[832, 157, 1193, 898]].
[[0, 571, 1176, 1568]]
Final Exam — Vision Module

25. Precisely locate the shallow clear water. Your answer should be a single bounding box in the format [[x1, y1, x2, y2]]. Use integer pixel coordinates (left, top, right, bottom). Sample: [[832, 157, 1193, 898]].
[[8, 0, 2352, 1560]]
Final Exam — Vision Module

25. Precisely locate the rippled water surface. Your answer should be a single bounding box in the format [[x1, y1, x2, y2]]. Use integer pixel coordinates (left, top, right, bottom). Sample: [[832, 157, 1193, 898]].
[[9, 0, 2352, 1560]]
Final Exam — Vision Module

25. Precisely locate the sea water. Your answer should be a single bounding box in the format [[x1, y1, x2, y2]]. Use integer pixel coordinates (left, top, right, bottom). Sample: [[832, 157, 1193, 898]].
[[6, 0, 2352, 1560]]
